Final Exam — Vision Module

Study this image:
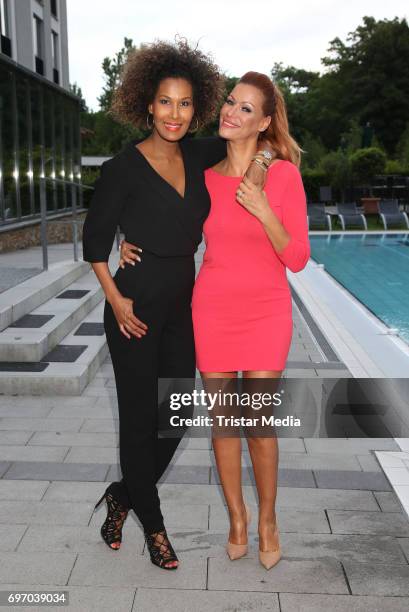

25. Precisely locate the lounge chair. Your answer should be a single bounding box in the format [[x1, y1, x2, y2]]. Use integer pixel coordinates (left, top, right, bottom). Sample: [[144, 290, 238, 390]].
[[307, 203, 332, 230], [378, 199, 409, 230], [336, 202, 367, 230]]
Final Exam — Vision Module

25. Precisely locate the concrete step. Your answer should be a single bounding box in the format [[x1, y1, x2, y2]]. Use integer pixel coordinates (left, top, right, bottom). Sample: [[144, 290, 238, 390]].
[[0, 270, 103, 361], [0, 260, 90, 332], [0, 300, 108, 395]]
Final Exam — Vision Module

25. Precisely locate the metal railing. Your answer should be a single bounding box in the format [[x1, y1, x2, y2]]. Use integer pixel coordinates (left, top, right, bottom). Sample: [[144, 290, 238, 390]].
[[39, 176, 91, 270], [39, 176, 121, 271]]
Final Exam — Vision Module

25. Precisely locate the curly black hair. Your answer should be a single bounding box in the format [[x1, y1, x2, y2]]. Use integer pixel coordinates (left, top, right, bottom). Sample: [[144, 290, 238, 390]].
[[110, 38, 225, 129]]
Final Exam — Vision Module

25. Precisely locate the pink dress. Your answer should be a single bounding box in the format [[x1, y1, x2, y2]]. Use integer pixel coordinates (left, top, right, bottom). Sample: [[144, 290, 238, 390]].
[[192, 160, 310, 372]]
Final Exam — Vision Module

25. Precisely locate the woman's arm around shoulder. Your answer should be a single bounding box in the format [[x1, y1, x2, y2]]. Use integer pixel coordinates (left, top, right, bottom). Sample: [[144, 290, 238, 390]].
[[184, 136, 227, 170]]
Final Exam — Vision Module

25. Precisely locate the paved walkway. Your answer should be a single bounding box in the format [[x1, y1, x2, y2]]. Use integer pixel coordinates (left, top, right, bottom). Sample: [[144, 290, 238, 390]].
[[0, 244, 408, 610]]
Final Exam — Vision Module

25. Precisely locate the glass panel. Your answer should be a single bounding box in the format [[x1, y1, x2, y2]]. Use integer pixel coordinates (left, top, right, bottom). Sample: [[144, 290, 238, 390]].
[[64, 99, 73, 208], [30, 81, 43, 214], [16, 74, 32, 217], [54, 93, 66, 209], [0, 0, 10, 37], [43, 87, 56, 212], [0, 61, 17, 221]]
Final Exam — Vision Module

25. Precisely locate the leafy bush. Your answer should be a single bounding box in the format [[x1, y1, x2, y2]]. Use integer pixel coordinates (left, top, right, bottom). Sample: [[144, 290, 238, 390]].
[[349, 147, 387, 184], [301, 168, 327, 201]]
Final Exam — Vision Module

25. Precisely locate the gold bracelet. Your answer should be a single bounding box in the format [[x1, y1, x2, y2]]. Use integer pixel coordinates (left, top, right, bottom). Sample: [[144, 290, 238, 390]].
[[251, 156, 269, 171]]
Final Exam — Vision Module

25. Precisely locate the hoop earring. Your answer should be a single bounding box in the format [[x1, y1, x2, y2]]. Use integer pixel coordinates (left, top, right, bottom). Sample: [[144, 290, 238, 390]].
[[188, 116, 199, 133], [146, 113, 154, 130]]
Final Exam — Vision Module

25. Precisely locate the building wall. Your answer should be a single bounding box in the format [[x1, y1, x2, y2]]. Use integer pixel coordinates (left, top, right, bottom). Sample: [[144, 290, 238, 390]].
[[1, 0, 69, 89], [0, 55, 81, 226]]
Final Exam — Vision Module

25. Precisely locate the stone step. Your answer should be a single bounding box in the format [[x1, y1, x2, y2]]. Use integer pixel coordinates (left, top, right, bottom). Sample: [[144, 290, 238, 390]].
[[0, 260, 90, 332], [0, 301, 108, 395], [0, 270, 103, 361]]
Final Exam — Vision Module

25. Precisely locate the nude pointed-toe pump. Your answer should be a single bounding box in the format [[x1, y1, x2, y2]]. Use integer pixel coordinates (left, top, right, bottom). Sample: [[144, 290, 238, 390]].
[[259, 523, 281, 570], [226, 503, 252, 561]]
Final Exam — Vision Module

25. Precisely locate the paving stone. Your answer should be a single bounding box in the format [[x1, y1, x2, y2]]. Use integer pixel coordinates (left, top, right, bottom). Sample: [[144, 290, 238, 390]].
[[133, 588, 279, 611], [47, 404, 119, 419], [0, 431, 32, 445], [0, 524, 28, 551], [210, 467, 316, 487], [304, 438, 400, 454], [344, 561, 409, 596], [43, 481, 109, 503], [179, 436, 211, 450], [0, 445, 69, 462], [0, 461, 10, 477], [64, 447, 118, 464], [276, 487, 380, 511], [0, 480, 49, 500], [327, 510, 409, 536], [17, 523, 144, 554], [279, 452, 362, 471], [68, 553, 207, 588], [105, 463, 121, 482], [274, 533, 406, 565], [208, 556, 348, 594], [158, 484, 380, 511], [0, 404, 52, 417], [277, 437, 306, 452], [3, 462, 109, 482], [80, 418, 119, 433], [0, 417, 84, 432], [1, 395, 99, 408], [159, 528, 227, 559], [314, 470, 391, 491], [398, 538, 409, 563], [0, 500, 93, 526], [374, 491, 405, 512], [173, 449, 213, 467], [209, 503, 331, 534], [0, 551, 76, 585], [356, 454, 382, 472], [280, 593, 409, 611], [159, 465, 210, 484], [28, 431, 118, 447], [159, 483, 236, 506]]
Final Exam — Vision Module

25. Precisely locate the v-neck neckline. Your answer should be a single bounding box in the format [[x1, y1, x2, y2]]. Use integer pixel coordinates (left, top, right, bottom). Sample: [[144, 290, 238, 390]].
[[132, 139, 188, 201]]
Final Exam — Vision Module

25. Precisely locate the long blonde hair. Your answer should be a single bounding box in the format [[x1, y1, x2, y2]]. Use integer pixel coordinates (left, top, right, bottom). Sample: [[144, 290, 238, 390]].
[[239, 71, 301, 168]]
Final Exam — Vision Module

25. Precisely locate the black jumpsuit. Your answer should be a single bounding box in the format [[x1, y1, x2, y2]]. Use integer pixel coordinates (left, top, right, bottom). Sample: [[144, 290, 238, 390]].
[[82, 136, 226, 534]]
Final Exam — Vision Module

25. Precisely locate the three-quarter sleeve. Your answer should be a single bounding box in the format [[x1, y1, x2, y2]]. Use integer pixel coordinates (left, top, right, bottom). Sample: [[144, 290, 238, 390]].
[[275, 164, 310, 272], [187, 136, 227, 169], [82, 160, 126, 263]]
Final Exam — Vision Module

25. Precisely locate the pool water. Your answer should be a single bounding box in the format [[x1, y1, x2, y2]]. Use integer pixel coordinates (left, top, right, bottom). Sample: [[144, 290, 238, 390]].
[[309, 233, 409, 343]]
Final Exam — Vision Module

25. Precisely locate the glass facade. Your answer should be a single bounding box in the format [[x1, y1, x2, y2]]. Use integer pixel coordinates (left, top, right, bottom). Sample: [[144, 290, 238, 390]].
[[0, 55, 81, 225]]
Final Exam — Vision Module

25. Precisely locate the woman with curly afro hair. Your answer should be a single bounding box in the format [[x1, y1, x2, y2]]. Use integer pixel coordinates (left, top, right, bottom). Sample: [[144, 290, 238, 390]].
[[83, 38, 271, 570]]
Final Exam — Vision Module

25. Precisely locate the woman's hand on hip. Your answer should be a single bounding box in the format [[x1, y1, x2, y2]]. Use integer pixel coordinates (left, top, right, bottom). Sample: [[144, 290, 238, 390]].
[[110, 294, 148, 340], [236, 176, 273, 224], [119, 240, 142, 269]]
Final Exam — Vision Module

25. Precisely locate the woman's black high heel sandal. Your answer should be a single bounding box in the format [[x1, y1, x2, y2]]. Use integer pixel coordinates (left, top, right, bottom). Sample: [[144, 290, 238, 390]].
[[145, 529, 179, 570], [94, 484, 129, 550]]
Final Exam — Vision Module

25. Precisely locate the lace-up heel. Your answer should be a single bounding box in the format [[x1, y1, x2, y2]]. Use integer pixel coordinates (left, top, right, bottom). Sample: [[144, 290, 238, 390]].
[[145, 529, 179, 570], [94, 484, 129, 550]]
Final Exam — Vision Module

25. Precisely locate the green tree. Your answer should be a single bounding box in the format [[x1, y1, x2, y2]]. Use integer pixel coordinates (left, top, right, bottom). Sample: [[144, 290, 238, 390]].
[[321, 16, 409, 155], [98, 37, 135, 111], [350, 147, 387, 194], [69, 82, 88, 113]]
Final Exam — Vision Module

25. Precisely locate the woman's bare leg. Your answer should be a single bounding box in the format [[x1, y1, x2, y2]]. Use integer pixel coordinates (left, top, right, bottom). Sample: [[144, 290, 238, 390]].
[[243, 370, 282, 552], [202, 371, 247, 545]]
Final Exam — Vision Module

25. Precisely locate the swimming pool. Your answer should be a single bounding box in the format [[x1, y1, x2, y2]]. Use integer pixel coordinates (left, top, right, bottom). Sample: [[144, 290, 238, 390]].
[[309, 233, 409, 344]]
